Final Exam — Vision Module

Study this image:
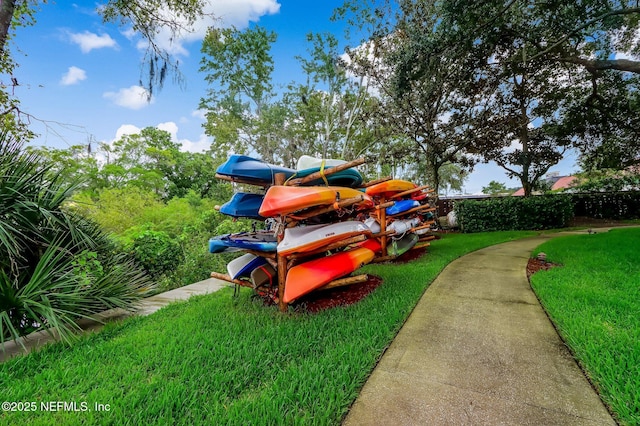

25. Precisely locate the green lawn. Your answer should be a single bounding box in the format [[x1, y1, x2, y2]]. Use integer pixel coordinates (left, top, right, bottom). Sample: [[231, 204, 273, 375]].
[[0, 231, 536, 425], [530, 227, 640, 426]]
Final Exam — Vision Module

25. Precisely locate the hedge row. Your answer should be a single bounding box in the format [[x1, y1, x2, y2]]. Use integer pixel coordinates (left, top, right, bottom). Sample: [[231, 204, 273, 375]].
[[572, 191, 640, 220], [453, 192, 640, 232], [454, 195, 574, 233]]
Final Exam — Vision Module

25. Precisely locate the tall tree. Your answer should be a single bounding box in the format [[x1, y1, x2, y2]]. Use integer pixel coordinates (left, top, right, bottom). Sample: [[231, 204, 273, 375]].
[[294, 32, 374, 160], [558, 71, 640, 171], [200, 25, 277, 158], [426, 0, 640, 194], [337, 0, 481, 194]]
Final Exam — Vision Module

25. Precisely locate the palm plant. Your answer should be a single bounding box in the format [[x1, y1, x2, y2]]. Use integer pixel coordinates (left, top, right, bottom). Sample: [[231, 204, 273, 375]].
[[1, 133, 154, 346]]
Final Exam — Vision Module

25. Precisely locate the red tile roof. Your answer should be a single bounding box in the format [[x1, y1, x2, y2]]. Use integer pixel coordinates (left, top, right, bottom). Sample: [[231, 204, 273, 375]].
[[511, 175, 576, 196]]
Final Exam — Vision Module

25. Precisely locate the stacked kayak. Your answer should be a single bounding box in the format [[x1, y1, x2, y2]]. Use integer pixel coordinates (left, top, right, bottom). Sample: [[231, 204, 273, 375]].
[[208, 154, 437, 308]]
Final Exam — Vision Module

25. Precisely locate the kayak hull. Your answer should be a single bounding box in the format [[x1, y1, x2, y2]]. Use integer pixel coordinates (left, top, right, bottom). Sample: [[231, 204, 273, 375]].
[[296, 155, 346, 170], [278, 221, 371, 256], [295, 166, 363, 188], [388, 217, 422, 234], [251, 264, 277, 290], [227, 253, 268, 279], [387, 233, 419, 257], [386, 199, 420, 216], [259, 186, 372, 217], [216, 154, 295, 185], [219, 192, 265, 220], [365, 180, 416, 197], [209, 231, 277, 254], [283, 246, 376, 303]]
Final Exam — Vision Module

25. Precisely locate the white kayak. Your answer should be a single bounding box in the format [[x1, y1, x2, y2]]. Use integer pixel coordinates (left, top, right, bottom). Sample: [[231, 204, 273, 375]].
[[295, 155, 347, 171], [278, 221, 371, 256], [226, 253, 267, 279], [388, 217, 422, 234], [364, 217, 381, 233]]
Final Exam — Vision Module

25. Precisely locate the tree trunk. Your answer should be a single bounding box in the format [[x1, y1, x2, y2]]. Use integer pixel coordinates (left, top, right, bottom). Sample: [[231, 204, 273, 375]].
[[0, 0, 16, 54]]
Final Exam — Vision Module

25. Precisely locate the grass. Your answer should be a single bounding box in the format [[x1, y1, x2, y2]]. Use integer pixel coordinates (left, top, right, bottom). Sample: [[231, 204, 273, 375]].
[[0, 230, 537, 425], [530, 227, 640, 426]]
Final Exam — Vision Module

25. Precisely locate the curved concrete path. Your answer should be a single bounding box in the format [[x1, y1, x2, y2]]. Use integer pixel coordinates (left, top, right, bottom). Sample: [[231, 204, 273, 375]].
[[344, 233, 616, 425]]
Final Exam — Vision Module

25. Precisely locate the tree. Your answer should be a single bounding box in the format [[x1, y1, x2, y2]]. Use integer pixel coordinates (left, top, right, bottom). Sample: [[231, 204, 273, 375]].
[[1, 1, 208, 94], [31, 127, 229, 200], [200, 25, 277, 158], [559, 72, 640, 171], [482, 181, 509, 195], [1, 1, 209, 139], [294, 32, 374, 160], [337, 0, 481, 194], [426, 0, 640, 195]]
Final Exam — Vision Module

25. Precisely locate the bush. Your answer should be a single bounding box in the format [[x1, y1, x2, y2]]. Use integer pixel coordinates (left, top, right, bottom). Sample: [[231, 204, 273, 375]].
[[571, 191, 640, 220], [0, 135, 152, 345], [129, 230, 184, 278], [455, 195, 574, 233]]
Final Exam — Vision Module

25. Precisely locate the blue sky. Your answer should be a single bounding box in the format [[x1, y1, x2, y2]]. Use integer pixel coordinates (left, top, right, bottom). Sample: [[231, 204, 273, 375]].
[[11, 0, 578, 194]]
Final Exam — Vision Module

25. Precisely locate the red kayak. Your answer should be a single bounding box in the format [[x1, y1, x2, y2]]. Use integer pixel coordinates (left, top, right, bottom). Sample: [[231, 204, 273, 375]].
[[283, 245, 377, 303]]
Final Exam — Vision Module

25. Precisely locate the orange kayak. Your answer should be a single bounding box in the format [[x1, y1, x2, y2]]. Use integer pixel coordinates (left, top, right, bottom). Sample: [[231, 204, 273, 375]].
[[259, 186, 372, 217], [283, 246, 376, 303], [365, 179, 416, 197]]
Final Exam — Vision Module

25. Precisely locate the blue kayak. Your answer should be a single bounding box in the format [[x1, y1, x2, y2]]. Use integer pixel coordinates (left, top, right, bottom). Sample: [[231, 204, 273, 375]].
[[219, 192, 265, 220], [227, 253, 268, 279], [216, 155, 296, 185], [386, 199, 420, 216], [208, 231, 278, 254], [216, 154, 363, 187]]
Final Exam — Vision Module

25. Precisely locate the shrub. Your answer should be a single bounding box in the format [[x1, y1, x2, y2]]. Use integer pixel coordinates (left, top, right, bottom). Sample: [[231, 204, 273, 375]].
[[571, 191, 640, 220], [0, 135, 152, 345], [455, 195, 573, 233], [129, 229, 184, 278]]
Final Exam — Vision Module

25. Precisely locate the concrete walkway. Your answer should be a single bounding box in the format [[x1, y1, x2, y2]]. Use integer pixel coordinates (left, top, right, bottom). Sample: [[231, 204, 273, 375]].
[[1, 278, 231, 363], [344, 232, 616, 425]]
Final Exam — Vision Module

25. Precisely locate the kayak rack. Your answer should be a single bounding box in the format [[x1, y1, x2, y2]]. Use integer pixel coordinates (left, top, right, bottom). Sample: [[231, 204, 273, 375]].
[[210, 156, 439, 312]]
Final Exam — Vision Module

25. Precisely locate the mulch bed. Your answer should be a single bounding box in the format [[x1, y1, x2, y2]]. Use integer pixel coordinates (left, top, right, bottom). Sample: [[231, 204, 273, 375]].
[[294, 275, 384, 313], [526, 257, 561, 280], [293, 248, 428, 313]]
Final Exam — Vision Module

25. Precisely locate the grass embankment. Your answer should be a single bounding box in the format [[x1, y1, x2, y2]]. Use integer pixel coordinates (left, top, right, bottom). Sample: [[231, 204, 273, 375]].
[[1, 231, 535, 425], [530, 227, 640, 426]]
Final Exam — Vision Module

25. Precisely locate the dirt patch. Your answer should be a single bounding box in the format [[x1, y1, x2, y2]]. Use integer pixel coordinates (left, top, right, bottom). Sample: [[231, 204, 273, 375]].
[[527, 257, 561, 280], [293, 275, 384, 313]]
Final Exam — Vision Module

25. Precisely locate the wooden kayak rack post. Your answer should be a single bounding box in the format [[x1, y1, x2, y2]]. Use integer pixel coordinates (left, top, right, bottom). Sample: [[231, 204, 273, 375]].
[[212, 154, 438, 311], [210, 271, 253, 288]]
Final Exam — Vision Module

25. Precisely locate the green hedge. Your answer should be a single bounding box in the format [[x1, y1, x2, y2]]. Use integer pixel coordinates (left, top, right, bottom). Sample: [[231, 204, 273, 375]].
[[455, 195, 574, 233], [571, 191, 640, 219]]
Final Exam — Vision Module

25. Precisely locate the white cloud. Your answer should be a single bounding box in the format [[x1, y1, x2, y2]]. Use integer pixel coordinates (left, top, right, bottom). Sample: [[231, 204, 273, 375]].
[[157, 121, 211, 152], [60, 66, 87, 85], [114, 124, 142, 140], [157, 121, 179, 140], [133, 0, 281, 56], [191, 109, 207, 120], [212, 0, 281, 28], [103, 85, 153, 110], [69, 31, 117, 53], [180, 133, 211, 153]]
